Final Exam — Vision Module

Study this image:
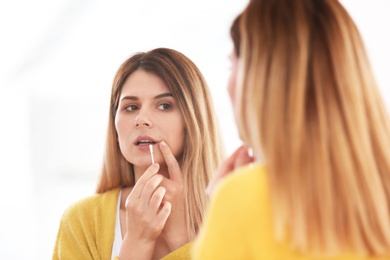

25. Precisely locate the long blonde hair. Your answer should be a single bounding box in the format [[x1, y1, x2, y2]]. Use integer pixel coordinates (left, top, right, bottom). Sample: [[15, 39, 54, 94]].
[[233, 0, 390, 256], [96, 48, 225, 238]]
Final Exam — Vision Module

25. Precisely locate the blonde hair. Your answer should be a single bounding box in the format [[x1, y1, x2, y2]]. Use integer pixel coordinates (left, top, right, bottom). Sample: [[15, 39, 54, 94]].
[[233, 0, 390, 256], [96, 48, 225, 238]]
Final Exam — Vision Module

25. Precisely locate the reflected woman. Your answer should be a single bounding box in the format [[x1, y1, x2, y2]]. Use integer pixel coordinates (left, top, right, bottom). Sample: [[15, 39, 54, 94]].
[[194, 0, 390, 259], [53, 48, 225, 260]]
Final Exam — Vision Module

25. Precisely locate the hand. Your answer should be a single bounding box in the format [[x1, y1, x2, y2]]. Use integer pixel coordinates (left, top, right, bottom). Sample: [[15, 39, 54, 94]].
[[119, 163, 171, 260], [158, 141, 189, 251], [206, 145, 255, 196]]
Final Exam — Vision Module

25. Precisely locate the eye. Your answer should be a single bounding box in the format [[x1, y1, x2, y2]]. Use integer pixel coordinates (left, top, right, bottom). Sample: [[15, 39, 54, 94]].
[[125, 105, 139, 111], [158, 103, 172, 110]]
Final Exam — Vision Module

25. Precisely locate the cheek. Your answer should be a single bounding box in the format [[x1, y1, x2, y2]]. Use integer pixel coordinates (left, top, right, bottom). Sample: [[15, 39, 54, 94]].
[[227, 63, 242, 131], [115, 114, 127, 143], [167, 119, 186, 157], [114, 114, 121, 136], [228, 71, 236, 106], [176, 122, 186, 149]]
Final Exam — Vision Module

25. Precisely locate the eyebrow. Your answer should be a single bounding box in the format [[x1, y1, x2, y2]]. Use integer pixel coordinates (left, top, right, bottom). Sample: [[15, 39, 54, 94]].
[[120, 92, 173, 102]]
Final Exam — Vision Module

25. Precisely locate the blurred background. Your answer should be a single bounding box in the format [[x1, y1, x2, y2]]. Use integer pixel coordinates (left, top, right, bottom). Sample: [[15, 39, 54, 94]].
[[0, 0, 389, 259]]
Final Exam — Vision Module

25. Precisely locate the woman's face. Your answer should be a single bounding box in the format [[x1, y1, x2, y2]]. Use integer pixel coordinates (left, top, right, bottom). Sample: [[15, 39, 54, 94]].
[[228, 48, 248, 143], [228, 50, 239, 108], [228, 49, 240, 126], [115, 69, 185, 171]]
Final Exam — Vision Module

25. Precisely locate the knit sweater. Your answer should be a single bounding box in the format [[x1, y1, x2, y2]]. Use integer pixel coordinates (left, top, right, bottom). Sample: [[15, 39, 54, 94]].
[[53, 187, 191, 259], [193, 164, 389, 260]]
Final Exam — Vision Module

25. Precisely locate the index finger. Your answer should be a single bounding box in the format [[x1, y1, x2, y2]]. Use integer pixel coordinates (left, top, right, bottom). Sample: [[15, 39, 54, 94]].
[[130, 163, 160, 199], [206, 145, 248, 196], [217, 145, 247, 177], [158, 141, 183, 183]]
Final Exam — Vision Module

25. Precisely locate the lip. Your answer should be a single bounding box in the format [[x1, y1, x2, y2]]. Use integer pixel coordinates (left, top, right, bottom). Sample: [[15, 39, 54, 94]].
[[133, 135, 159, 146]]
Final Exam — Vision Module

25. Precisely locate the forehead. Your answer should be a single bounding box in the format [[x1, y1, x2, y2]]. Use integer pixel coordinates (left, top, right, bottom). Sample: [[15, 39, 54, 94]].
[[121, 70, 169, 96]]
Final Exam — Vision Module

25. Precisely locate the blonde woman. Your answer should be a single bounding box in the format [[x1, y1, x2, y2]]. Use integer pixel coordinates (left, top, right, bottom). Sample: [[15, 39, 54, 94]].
[[194, 0, 390, 259], [53, 48, 225, 259]]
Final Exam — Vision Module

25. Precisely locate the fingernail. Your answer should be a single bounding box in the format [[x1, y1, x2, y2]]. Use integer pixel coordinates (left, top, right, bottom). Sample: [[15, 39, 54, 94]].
[[153, 163, 159, 169], [160, 141, 167, 149]]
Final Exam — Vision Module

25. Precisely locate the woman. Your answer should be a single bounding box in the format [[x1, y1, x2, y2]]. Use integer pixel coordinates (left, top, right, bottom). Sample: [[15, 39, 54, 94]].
[[194, 0, 390, 259], [53, 48, 225, 259]]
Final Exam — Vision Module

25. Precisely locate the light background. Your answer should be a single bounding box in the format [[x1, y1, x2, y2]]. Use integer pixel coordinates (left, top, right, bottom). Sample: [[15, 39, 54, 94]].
[[0, 1, 389, 259]]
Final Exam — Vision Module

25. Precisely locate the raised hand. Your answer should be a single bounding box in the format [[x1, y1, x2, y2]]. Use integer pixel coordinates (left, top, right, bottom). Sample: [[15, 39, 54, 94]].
[[206, 145, 255, 196], [119, 163, 171, 260], [157, 141, 189, 251]]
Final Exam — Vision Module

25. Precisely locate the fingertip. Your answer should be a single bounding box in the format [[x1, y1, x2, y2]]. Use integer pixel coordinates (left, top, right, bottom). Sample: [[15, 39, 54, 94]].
[[239, 149, 249, 158], [247, 147, 254, 157], [159, 185, 166, 194], [235, 150, 254, 168], [165, 201, 171, 210], [160, 201, 171, 217], [205, 185, 212, 197], [159, 141, 167, 149]]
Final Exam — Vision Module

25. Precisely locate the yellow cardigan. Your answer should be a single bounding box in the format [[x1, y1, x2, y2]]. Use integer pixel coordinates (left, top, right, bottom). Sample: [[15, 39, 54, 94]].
[[53, 187, 190, 259], [193, 164, 389, 260]]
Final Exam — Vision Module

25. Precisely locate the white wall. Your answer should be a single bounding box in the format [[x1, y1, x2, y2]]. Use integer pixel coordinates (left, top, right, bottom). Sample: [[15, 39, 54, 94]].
[[0, 1, 388, 259]]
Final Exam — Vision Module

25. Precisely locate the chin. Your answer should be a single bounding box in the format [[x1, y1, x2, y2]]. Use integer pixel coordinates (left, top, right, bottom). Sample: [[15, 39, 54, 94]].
[[132, 161, 153, 168]]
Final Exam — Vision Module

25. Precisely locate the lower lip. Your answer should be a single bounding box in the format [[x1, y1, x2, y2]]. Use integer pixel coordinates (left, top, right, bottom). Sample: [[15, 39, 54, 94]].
[[135, 143, 155, 151]]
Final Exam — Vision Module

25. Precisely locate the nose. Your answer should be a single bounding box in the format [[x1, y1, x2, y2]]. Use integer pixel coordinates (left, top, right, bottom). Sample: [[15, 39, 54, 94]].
[[134, 110, 152, 128], [135, 121, 150, 127]]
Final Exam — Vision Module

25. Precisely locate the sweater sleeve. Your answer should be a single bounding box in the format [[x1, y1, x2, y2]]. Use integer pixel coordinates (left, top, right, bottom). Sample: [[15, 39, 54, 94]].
[[53, 189, 118, 259], [52, 202, 98, 260]]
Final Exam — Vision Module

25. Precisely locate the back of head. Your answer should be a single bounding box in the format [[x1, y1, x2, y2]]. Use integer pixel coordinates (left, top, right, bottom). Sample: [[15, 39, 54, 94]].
[[233, 0, 390, 256]]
